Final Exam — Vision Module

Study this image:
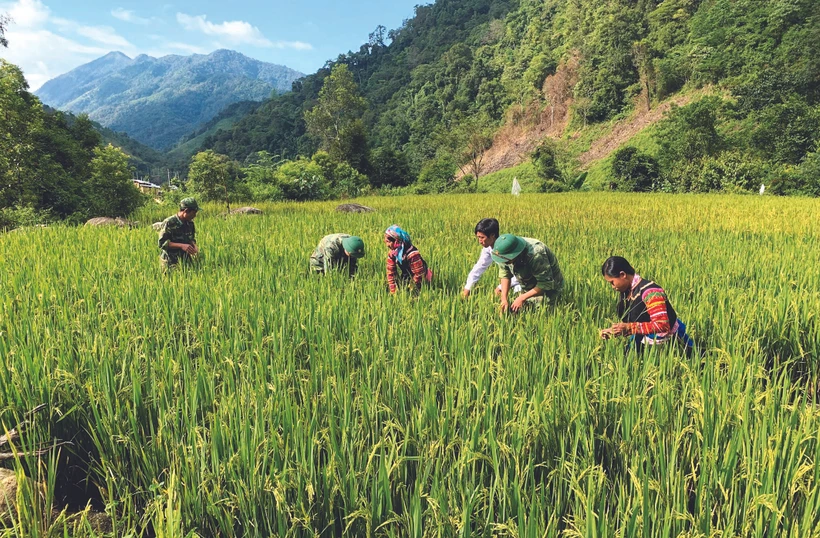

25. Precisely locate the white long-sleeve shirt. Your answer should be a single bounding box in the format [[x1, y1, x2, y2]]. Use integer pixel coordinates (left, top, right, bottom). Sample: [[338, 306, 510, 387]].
[[464, 246, 520, 291]]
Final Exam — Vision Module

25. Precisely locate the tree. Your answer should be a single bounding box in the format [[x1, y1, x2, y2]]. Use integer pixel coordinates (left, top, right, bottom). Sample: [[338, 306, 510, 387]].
[[0, 14, 10, 48], [87, 144, 144, 217], [656, 97, 724, 168], [455, 118, 493, 190], [531, 140, 563, 183], [304, 64, 368, 166], [0, 59, 43, 208], [188, 150, 240, 210], [369, 147, 412, 188], [275, 158, 329, 201], [611, 146, 659, 192], [416, 155, 457, 194]]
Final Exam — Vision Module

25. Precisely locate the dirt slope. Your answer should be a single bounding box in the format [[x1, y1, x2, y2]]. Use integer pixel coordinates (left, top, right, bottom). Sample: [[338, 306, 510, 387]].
[[476, 54, 704, 176]]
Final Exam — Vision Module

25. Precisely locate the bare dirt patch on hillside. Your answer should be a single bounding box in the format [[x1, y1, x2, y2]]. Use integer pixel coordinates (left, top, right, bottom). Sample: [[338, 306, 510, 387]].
[[473, 55, 579, 177], [476, 52, 708, 176], [577, 93, 695, 168]]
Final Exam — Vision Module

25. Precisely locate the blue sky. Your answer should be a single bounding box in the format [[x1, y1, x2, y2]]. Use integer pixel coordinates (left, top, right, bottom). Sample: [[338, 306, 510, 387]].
[[0, 0, 425, 90]]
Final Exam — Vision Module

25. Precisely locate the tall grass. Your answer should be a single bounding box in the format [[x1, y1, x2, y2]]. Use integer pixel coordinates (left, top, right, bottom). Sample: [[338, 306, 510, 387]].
[[1, 193, 819, 537]]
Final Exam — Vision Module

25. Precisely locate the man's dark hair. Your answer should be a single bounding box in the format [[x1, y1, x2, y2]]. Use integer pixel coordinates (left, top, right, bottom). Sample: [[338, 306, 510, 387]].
[[601, 256, 635, 277], [474, 218, 499, 237]]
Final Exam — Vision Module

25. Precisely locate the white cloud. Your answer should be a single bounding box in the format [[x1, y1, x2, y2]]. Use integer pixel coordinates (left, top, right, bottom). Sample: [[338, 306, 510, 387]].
[[176, 12, 311, 49], [273, 40, 312, 51], [3, 0, 49, 28], [0, 0, 129, 90], [76, 25, 133, 49], [164, 42, 208, 55], [111, 8, 150, 25], [1, 28, 108, 90]]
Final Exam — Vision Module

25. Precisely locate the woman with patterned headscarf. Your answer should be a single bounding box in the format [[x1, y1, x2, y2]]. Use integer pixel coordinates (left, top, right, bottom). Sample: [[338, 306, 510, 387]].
[[384, 225, 433, 293]]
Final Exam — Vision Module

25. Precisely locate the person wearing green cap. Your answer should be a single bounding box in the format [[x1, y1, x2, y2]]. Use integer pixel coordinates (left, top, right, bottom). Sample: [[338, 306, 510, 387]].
[[158, 197, 199, 272], [491, 234, 563, 313], [309, 233, 366, 276]]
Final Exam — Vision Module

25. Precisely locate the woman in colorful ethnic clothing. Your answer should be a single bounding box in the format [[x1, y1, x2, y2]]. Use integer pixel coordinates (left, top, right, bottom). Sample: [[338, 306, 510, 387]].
[[309, 234, 366, 276], [384, 225, 432, 293], [599, 256, 695, 356]]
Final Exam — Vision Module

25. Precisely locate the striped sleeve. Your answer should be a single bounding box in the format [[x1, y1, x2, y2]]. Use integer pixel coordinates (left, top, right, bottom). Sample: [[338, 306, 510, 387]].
[[629, 287, 671, 336], [407, 250, 427, 288], [386, 254, 398, 293]]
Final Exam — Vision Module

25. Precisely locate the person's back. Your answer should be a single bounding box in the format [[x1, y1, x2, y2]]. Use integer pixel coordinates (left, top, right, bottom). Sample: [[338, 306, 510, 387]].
[[310, 233, 365, 275], [384, 225, 432, 293], [499, 237, 563, 296], [492, 234, 563, 313]]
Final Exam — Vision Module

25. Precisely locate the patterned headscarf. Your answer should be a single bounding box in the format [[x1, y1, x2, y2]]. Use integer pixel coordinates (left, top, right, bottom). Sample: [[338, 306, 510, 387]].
[[385, 225, 412, 265]]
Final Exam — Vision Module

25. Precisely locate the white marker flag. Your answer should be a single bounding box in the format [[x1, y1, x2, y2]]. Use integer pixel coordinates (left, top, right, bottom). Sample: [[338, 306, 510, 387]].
[[512, 177, 522, 196]]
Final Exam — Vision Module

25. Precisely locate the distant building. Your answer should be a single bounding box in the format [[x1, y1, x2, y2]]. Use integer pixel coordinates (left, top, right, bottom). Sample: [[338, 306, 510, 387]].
[[132, 179, 162, 194]]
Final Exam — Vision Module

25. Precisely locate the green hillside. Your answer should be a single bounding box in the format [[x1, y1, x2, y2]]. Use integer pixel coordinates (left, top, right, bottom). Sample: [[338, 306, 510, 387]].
[[198, 0, 820, 196]]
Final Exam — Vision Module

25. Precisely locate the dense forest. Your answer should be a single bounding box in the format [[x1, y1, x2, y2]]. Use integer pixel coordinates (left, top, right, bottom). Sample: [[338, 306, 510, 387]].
[[200, 0, 820, 197], [1, 0, 819, 227]]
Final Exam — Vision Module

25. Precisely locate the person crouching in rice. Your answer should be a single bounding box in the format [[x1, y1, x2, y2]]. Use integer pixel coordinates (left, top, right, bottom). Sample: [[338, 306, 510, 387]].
[[309, 233, 366, 277], [384, 225, 432, 294], [462, 218, 521, 298], [599, 256, 696, 357], [158, 197, 200, 273], [491, 234, 564, 313]]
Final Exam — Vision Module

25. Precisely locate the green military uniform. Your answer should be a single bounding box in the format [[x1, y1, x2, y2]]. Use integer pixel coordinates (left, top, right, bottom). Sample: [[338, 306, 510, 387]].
[[310, 233, 363, 276], [158, 214, 196, 270], [495, 237, 564, 302]]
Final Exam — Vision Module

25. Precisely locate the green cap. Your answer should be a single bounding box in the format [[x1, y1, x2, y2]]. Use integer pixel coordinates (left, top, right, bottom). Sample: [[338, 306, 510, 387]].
[[491, 234, 527, 264], [342, 235, 366, 258], [180, 197, 200, 211]]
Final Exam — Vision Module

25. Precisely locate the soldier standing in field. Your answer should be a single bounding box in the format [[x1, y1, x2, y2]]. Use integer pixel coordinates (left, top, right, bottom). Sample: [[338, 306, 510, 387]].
[[491, 234, 564, 313], [309, 233, 366, 276], [158, 197, 199, 272]]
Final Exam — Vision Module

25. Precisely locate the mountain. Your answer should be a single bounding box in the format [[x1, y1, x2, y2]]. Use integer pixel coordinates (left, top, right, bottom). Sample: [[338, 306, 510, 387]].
[[35, 50, 303, 150]]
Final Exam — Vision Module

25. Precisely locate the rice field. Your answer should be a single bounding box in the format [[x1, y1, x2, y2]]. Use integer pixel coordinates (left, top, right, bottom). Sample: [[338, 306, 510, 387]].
[[1, 192, 819, 537]]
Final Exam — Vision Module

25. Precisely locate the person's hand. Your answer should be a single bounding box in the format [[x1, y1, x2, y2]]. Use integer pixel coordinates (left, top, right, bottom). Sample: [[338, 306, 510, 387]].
[[494, 286, 503, 296], [180, 244, 195, 255], [511, 296, 527, 312], [461, 289, 470, 298], [500, 299, 510, 314], [189, 244, 199, 256], [600, 323, 629, 339], [600, 327, 616, 340]]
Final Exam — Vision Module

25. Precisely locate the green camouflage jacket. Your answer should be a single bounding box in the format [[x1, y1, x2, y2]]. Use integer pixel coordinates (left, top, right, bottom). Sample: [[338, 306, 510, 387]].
[[158, 214, 196, 265], [496, 237, 563, 293], [310, 233, 357, 275]]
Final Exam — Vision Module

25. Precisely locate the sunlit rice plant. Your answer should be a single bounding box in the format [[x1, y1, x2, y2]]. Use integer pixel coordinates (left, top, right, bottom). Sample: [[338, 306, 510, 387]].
[[0, 192, 819, 537]]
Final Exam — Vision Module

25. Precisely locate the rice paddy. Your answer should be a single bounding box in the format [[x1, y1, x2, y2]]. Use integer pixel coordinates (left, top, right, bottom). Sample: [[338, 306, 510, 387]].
[[1, 192, 819, 537]]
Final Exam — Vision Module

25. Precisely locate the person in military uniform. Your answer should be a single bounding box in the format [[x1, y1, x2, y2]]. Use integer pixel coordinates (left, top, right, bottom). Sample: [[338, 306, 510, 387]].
[[158, 197, 199, 272], [309, 233, 366, 276], [491, 234, 564, 313]]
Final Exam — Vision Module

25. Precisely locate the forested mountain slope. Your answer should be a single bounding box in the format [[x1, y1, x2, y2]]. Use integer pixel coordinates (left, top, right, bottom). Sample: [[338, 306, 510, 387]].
[[35, 50, 303, 150], [201, 0, 820, 194]]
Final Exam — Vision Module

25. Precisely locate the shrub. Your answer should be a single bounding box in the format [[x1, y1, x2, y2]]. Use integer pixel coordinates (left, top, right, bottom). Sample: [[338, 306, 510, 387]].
[[611, 147, 659, 192], [415, 156, 457, 194], [0, 205, 53, 230], [276, 158, 330, 201], [531, 140, 563, 184]]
